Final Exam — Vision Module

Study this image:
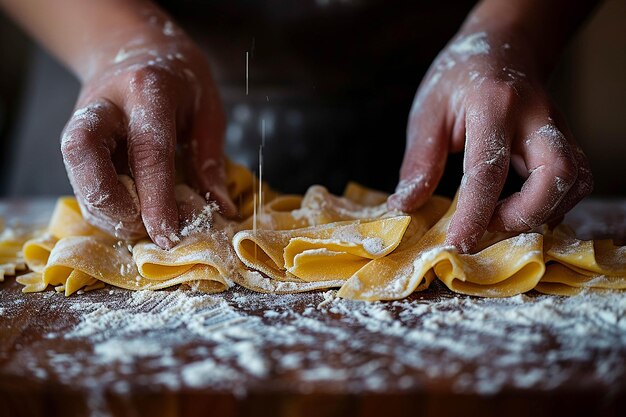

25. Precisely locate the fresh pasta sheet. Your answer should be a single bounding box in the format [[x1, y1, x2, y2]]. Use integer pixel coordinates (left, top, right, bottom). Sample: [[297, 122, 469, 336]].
[[2, 162, 626, 300]]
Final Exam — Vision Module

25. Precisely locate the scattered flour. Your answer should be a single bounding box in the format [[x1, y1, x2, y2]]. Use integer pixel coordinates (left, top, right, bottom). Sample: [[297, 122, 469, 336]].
[[180, 202, 220, 237], [362, 237, 384, 255], [3, 285, 624, 408], [2, 200, 626, 414]]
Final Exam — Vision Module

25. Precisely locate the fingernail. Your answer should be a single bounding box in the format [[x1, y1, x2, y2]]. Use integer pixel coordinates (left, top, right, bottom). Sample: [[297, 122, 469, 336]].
[[155, 235, 174, 250], [445, 221, 474, 254], [445, 235, 472, 254], [387, 193, 407, 211], [388, 176, 426, 210]]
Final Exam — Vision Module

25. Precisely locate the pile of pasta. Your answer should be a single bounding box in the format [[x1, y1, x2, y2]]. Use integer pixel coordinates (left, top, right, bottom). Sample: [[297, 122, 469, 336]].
[[1, 161, 626, 300]]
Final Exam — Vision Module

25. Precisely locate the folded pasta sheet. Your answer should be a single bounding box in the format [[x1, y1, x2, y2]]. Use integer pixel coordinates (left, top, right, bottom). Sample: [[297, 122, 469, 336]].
[[337, 196, 545, 300], [233, 216, 411, 282], [0, 225, 32, 282], [17, 197, 113, 295], [536, 226, 626, 295], [1, 162, 625, 299]]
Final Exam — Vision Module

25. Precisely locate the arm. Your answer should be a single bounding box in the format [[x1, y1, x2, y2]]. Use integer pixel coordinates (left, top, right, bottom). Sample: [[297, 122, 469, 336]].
[[0, 0, 235, 248], [0, 0, 166, 81], [388, 0, 599, 252], [467, 0, 599, 79]]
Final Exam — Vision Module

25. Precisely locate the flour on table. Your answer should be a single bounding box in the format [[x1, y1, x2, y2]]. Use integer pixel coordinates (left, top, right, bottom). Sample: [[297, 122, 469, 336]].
[[3, 285, 625, 407]]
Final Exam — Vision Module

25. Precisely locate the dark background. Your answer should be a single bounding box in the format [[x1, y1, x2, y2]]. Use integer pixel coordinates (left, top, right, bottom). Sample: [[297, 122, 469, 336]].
[[0, 0, 624, 199]]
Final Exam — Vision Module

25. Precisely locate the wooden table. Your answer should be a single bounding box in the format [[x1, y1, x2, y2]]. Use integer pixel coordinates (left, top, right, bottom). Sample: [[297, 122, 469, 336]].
[[1, 199, 625, 417]]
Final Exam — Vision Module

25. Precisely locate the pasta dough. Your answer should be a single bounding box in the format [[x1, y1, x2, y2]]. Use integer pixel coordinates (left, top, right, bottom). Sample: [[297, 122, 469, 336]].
[[233, 216, 411, 281], [0, 228, 30, 282], [337, 196, 546, 300], [2, 162, 626, 300]]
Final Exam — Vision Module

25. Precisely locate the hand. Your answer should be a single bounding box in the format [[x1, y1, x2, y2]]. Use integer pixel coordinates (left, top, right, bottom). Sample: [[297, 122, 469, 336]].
[[388, 29, 593, 253], [60, 19, 236, 248]]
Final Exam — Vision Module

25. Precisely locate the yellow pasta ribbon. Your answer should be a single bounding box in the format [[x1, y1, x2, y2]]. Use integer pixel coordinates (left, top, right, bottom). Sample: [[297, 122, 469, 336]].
[[3, 162, 625, 300], [535, 225, 626, 295], [17, 197, 109, 295], [338, 196, 545, 300], [234, 216, 411, 282]]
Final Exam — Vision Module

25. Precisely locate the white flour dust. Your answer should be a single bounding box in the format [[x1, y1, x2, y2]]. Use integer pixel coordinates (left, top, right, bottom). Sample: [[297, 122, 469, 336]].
[[449, 32, 491, 58], [3, 285, 625, 400]]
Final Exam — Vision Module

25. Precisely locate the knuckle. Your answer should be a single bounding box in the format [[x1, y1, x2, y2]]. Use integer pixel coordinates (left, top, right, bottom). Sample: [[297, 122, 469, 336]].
[[63, 107, 102, 135], [61, 128, 89, 153], [518, 210, 543, 229], [502, 205, 539, 230], [129, 64, 177, 91], [60, 128, 94, 165], [517, 217, 537, 230], [480, 146, 508, 168], [130, 139, 173, 173], [480, 79, 518, 107], [550, 155, 578, 185], [468, 156, 508, 183], [81, 179, 114, 208], [464, 217, 488, 233]]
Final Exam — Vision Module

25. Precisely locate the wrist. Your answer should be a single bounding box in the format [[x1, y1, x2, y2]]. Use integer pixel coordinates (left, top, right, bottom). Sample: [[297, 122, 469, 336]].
[[78, 17, 195, 83], [461, 0, 598, 81], [455, 14, 551, 82]]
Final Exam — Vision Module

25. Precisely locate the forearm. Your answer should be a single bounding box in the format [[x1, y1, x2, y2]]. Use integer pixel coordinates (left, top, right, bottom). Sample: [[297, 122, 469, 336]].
[[0, 0, 183, 82], [462, 0, 600, 78]]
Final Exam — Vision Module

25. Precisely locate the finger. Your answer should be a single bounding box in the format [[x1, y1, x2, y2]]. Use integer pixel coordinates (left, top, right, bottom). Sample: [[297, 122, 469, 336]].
[[388, 101, 449, 211], [128, 96, 179, 249], [61, 100, 146, 240], [184, 93, 237, 218], [174, 184, 207, 224], [544, 126, 594, 224], [446, 96, 512, 253], [489, 119, 578, 232]]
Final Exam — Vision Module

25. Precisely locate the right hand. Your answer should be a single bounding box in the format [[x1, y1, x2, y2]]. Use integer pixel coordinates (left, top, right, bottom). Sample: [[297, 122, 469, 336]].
[[388, 28, 593, 253], [60, 19, 235, 249]]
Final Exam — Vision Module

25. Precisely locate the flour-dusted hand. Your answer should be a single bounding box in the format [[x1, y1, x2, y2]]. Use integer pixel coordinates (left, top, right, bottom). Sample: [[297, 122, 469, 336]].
[[388, 0, 596, 253], [2, 0, 235, 248], [58, 11, 235, 248]]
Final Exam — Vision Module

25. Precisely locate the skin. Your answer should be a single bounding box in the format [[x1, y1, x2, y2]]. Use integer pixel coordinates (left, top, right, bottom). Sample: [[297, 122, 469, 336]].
[[1, 0, 235, 248], [388, 0, 598, 252], [1, 0, 598, 251]]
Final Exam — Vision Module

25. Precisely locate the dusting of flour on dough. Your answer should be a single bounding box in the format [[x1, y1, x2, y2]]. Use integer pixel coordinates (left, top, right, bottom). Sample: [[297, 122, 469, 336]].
[[180, 201, 221, 237]]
